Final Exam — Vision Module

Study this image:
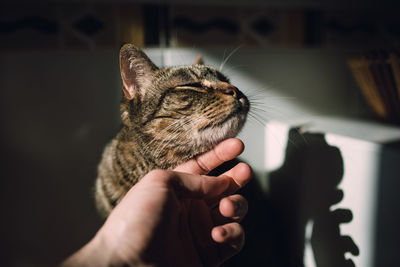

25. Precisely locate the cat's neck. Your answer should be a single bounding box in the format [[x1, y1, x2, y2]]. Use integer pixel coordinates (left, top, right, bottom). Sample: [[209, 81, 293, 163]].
[[116, 125, 192, 173]]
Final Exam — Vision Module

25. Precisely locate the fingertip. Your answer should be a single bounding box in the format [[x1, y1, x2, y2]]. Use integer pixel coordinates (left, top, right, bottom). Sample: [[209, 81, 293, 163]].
[[201, 174, 231, 198], [232, 162, 252, 187], [211, 223, 245, 263], [219, 195, 248, 220], [239, 162, 252, 175], [211, 226, 228, 243], [211, 223, 245, 250], [219, 197, 235, 218], [227, 138, 245, 154], [217, 162, 252, 196], [175, 138, 245, 175], [217, 138, 244, 160]]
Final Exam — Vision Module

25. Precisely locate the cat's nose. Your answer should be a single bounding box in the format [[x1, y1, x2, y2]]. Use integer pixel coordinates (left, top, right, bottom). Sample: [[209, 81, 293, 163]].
[[222, 86, 243, 99], [222, 86, 238, 98], [217, 82, 242, 99]]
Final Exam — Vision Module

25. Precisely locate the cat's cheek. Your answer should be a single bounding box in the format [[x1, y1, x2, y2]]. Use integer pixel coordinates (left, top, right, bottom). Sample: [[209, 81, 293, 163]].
[[121, 111, 131, 126]]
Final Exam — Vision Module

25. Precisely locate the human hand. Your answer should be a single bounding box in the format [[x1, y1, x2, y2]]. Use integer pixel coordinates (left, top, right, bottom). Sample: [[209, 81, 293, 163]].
[[62, 138, 251, 267]]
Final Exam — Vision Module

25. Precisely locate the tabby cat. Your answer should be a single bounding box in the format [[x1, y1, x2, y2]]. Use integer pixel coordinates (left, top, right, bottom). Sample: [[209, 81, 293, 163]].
[[95, 44, 249, 217]]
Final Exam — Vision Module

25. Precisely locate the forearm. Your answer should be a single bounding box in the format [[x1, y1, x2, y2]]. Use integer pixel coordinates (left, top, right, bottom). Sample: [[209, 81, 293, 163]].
[[61, 229, 156, 267], [61, 233, 119, 267]]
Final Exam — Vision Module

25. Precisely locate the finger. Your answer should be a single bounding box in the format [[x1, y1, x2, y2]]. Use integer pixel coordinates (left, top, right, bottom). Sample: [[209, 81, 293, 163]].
[[174, 138, 244, 174], [205, 163, 251, 207], [211, 195, 248, 225], [211, 222, 245, 263], [219, 195, 248, 221], [221, 162, 252, 194], [152, 170, 231, 200]]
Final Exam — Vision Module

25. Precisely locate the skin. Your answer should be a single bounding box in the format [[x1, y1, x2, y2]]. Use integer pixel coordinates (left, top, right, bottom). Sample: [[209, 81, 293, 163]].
[[62, 138, 252, 267]]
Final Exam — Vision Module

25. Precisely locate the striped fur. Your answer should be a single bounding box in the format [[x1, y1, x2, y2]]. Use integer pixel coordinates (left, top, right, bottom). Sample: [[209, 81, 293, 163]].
[[95, 44, 249, 217]]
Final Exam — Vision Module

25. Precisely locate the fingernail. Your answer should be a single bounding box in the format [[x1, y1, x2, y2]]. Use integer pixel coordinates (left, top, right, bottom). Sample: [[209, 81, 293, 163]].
[[235, 201, 245, 216], [220, 227, 227, 237]]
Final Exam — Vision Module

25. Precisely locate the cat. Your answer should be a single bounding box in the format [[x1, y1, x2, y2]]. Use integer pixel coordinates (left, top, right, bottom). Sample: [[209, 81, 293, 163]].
[[95, 44, 249, 217]]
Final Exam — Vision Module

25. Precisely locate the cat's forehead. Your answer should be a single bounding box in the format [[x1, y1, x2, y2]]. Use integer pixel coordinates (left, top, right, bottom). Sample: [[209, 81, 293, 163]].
[[158, 65, 229, 83]]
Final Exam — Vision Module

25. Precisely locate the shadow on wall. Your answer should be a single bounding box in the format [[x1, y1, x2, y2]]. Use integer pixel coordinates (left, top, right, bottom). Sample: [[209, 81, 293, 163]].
[[214, 130, 359, 267]]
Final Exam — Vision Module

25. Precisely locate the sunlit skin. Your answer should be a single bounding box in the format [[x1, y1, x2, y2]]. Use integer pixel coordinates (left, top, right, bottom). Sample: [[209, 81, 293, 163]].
[[63, 138, 252, 267]]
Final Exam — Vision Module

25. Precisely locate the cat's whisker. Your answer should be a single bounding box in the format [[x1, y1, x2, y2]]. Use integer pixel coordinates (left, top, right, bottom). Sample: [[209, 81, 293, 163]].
[[250, 101, 286, 113], [241, 87, 269, 96], [154, 127, 186, 159], [250, 108, 268, 117], [143, 118, 190, 155], [152, 117, 193, 158], [246, 91, 295, 101], [253, 104, 300, 123], [219, 45, 242, 72], [244, 85, 295, 98], [152, 129, 178, 159], [249, 109, 269, 123], [142, 119, 187, 155], [251, 107, 281, 121], [143, 127, 173, 154], [221, 64, 245, 76], [250, 106, 269, 114], [249, 101, 291, 123], [220, 49, 227, 70], [247, 113, 267, 126]]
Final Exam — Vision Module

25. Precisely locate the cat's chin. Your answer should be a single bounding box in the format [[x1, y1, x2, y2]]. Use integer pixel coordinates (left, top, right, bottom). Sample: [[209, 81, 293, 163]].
[[195, 113, 247, 150]]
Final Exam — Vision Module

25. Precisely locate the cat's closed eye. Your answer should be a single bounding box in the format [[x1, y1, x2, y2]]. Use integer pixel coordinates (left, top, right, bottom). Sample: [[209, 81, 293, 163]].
[[182, 82, 204, 88], [175, 82, 209, 92]]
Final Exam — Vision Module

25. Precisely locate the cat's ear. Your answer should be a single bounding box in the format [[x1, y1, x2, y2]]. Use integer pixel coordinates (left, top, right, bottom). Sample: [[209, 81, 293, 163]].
[[119, 44, 159, 100], [194, 54, 204, 65]]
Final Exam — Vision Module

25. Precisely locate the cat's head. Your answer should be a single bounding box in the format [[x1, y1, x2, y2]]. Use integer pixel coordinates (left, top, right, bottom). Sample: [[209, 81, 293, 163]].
[[119, 44, 249, 167]]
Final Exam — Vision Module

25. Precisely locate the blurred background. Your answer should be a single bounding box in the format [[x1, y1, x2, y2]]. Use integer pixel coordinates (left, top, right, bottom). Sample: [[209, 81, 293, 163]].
[[1, 0, 400, 266]]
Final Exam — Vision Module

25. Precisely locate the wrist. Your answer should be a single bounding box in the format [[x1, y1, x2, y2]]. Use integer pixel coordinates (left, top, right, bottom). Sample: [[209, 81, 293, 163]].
[[61, 230, 122, 267]]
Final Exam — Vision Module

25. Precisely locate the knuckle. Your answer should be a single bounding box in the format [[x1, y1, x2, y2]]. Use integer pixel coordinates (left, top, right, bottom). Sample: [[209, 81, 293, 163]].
[[226, 223, 245, 250], [146, 169, 173, 183], [195, 155, 211, 173]]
